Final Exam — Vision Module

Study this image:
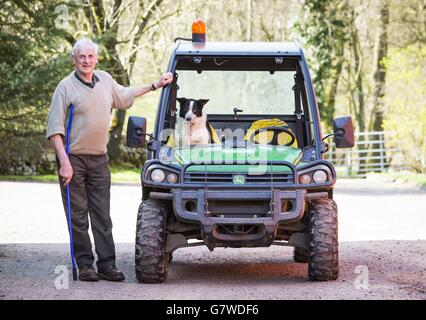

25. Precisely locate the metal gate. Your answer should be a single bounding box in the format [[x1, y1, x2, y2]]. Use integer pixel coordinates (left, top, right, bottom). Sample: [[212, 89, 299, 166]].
[[323, 131, 408, 177]]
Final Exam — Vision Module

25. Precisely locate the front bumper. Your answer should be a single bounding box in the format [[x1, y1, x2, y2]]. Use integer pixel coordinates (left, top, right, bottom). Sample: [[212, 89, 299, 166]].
[[172, 188, 306, 246], [144, 159, 335, 247], [149, 188, 328, 248], [173, 188, 306, 224]]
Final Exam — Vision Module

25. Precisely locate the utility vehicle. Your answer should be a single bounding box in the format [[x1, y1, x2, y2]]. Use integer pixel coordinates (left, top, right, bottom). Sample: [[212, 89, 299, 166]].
[[127, 20, 354, 283]]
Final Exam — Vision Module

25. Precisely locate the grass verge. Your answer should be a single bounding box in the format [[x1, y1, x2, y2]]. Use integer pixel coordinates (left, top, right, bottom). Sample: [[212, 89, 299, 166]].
[[0, 165, 141, 185], [364, 172, 426, 189], [385, 172, 426, 189]]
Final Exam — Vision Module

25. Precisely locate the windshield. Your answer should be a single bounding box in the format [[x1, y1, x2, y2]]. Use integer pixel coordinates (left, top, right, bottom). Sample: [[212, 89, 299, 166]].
[[176, 70, 297, 114]]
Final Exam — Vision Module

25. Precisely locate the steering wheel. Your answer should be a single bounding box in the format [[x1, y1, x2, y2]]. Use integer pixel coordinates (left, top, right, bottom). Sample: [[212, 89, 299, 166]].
[[249, 126, 297, 146]]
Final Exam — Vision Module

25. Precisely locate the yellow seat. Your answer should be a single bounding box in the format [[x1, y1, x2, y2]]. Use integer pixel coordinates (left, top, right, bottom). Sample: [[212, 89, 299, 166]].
[[243, 118, 298, 148]]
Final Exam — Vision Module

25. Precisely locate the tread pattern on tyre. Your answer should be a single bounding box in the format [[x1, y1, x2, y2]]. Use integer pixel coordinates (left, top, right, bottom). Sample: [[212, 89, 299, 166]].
[[135, 199, 169, 283], [308, 198, 339, 281]]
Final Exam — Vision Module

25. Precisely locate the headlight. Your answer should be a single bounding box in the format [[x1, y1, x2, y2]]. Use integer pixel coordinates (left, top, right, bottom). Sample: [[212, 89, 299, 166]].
[[299, 174, 311, 184], [312, 170, 327, 183], [151, 169, 165, 183], [166, 172, 178, 184]]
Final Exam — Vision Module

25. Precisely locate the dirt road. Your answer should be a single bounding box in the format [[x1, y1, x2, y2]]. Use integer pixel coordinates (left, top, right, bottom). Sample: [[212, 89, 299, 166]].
[[0, 178, 425, 300]]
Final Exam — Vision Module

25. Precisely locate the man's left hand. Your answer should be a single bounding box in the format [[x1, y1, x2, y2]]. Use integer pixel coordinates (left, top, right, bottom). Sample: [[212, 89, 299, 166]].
[[155, 72, 173, 89]]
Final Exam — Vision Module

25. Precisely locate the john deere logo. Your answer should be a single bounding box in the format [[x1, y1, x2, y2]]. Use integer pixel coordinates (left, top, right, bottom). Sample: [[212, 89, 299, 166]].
[[233, 175, 245, 185]]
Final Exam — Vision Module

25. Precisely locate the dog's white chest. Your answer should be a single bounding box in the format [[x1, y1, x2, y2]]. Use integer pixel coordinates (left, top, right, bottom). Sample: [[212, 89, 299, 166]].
[[175, 116, 209, 146], [190, 125, 209, 145]]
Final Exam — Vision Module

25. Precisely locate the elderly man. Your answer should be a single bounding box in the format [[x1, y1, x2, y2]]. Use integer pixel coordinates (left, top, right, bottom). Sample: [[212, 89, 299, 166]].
[[46, 38, 173, 281]]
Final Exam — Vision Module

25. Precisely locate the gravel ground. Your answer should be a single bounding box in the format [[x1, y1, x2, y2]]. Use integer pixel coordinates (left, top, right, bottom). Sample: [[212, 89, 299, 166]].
[[0, 177, 425, 300]]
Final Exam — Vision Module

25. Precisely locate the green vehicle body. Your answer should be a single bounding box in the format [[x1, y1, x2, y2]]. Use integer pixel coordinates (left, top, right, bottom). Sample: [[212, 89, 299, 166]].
[[127, 39, 354, 283]]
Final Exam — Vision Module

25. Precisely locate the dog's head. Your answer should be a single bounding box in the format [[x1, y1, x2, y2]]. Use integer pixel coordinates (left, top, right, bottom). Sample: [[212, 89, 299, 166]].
[[177, 98, 209, 122]]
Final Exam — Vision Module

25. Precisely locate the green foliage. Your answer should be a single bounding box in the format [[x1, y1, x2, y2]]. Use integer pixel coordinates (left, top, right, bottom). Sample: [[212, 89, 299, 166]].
[[294, 0, 351, 126], [383, 45, 426, 173], [0, 1, 76, 174]]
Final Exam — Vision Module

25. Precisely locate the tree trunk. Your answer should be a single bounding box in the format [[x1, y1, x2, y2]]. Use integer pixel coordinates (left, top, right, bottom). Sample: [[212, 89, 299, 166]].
[[369, 1, 390, 171], [322, 55, 344, 131], [349, 19, 367, 175], [105, 52, 130, 163], [322, 56, 344, 163]]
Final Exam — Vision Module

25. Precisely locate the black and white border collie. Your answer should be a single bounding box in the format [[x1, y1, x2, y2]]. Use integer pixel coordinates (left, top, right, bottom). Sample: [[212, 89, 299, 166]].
[[175, 97, 211, 146]]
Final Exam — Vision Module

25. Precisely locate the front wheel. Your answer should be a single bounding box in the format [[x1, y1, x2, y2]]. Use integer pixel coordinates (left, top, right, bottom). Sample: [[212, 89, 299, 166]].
[[135, 199, 169, 283], [307, 198, 339, 281]]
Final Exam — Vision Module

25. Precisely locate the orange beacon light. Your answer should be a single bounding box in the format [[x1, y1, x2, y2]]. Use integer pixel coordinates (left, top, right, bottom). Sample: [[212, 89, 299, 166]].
[[192, 19, 206, 42]]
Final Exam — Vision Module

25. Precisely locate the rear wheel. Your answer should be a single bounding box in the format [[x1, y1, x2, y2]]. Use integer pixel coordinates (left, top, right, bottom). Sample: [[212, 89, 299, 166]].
[[293, 247, 308, 263], [135, 199, 169, 283], [307, 198, 339, 281]]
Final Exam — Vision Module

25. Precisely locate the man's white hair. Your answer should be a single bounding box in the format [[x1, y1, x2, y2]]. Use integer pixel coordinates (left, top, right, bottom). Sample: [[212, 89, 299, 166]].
[[71, 38, 99, 57]]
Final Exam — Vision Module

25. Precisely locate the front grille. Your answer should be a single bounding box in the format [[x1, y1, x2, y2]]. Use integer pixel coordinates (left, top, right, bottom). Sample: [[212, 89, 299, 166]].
[[184, 172, 294, 184]]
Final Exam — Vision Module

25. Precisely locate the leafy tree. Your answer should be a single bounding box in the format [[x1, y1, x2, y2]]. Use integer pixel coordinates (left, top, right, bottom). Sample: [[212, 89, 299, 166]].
[[294, 0, 352, 129], [0, 1, 77, 174]]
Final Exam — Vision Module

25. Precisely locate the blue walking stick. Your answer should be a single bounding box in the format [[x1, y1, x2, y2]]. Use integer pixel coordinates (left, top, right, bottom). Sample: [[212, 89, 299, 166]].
[[65, 103, 78, 281]]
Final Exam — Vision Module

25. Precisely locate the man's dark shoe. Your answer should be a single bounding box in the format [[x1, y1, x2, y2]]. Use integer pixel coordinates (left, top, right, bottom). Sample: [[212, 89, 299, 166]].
[[78, 265, 99, 282], [97, 266, 125, 281]]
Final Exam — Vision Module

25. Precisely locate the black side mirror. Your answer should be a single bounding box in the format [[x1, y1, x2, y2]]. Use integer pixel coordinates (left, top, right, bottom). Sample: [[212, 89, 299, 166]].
[[333, 116, 355, 148], [126, 116, 147, 148]]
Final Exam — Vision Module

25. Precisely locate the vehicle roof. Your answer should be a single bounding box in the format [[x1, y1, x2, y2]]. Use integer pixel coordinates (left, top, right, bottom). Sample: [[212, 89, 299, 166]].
[[174, 41, 302, 56]]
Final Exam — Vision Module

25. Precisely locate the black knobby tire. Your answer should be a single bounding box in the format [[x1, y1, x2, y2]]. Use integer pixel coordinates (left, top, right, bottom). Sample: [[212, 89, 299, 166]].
[[293, 247, 309, 263], [135, 199, 169, 283], [308, 198, 339, 281]]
